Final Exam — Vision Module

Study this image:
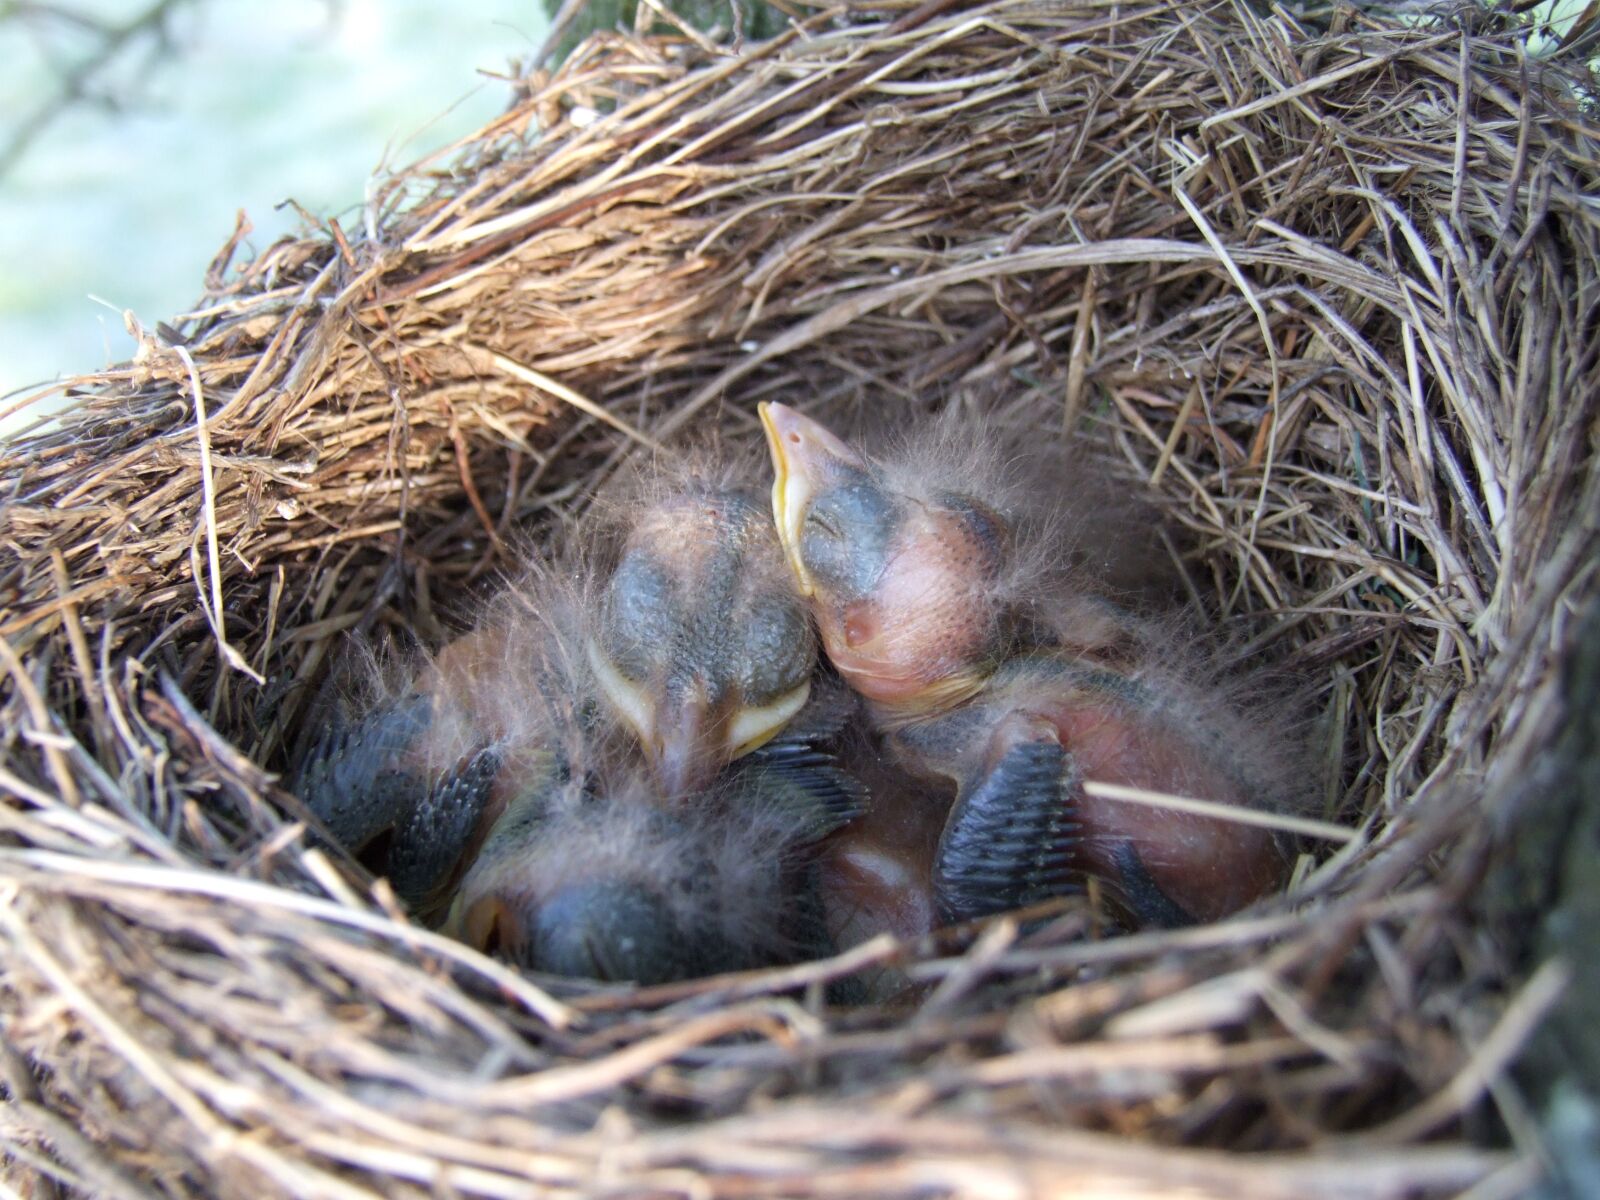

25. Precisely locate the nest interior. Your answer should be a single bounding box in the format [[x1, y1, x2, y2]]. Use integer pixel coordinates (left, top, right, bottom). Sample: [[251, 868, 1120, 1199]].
[[3, 1, 1599, 1196]]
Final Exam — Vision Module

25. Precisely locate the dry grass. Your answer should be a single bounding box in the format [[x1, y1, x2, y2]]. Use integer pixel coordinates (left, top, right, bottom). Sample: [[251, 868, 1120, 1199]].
[[2, 1, 1598, 1195]]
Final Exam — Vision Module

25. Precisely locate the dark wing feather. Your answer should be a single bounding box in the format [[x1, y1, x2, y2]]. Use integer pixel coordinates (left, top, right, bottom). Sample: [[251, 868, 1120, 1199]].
[[1108, 840, 1196, 930], [388, 746, 502, 914], [776, 668, 861, 744], [932, 738, 1081, 925], [294, 694, 432, 852], [733, 736, 867, 843]]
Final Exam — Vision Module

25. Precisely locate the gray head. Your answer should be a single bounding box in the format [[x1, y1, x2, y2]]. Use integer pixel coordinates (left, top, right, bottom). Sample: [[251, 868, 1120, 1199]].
[[451, 738, 864, 985], [501, 880, 691, 983], [587, 485, 817, 798], [760, 402, 1012, 714]]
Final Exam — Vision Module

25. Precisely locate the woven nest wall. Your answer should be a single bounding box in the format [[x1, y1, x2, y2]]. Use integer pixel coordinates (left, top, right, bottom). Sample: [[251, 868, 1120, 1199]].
[[3, 1, 1598, 1195]]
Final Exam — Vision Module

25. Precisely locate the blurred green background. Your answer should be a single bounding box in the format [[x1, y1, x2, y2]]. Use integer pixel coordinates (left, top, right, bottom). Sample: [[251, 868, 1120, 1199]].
[[0, 0, 547, 417]]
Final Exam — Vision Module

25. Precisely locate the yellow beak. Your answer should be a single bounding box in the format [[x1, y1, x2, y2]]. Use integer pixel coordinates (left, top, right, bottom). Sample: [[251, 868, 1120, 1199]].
[[760, 401, 864, 597]]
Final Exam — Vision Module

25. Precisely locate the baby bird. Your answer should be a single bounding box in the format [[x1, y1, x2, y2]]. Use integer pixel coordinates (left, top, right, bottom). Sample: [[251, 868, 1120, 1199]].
[[293, 469, 836, 980], [760, 402, 1294, 929], [452, 733, 862, 982], [585, 477, 818, 798], [296, 558, 859, 983]]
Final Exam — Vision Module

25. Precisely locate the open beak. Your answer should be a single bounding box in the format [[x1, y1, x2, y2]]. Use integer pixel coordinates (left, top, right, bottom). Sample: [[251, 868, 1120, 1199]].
[[759, 402, 863, 597]]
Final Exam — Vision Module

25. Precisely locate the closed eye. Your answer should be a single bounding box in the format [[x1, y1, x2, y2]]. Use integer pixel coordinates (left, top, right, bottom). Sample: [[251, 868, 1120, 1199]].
[[805, 508, 842, 539]]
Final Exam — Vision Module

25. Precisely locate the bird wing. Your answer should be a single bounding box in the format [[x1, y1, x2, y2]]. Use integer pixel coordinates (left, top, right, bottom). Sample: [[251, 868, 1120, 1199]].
[[388, 745, 503, 917], [731, 735, 867, 844], [932, 736, 1081, 926], [294, 693, 433, 852]]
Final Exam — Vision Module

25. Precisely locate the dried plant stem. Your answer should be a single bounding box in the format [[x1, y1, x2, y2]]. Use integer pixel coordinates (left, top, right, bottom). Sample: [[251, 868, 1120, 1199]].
[[0, 2, 1593, 1194]]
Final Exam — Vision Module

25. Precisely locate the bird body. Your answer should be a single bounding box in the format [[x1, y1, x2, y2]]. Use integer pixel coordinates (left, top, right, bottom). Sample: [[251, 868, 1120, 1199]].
[[886, 650, 1286, 925], [818, 741, 945, 951], [448, 731, 862, 982], [293, 567, 606, 920], [294, 469, 848, 983], [760, 401, 1298, 930]]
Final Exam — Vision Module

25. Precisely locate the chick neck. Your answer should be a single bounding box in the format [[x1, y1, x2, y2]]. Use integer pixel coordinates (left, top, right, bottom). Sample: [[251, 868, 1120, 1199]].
[[861, 661, 997, 731]]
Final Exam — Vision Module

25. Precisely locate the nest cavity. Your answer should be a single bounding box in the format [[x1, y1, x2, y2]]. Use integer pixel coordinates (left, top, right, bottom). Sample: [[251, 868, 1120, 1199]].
[[2, 1, 1598, 1196]]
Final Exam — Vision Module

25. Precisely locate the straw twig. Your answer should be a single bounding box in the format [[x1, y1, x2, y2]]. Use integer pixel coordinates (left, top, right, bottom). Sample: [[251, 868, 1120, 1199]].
[[2, 1, 1595, 1194]]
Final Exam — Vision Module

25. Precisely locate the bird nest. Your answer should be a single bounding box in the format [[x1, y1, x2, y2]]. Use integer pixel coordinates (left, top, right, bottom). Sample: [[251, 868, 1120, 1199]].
[[3, 1, 1597, 1195]]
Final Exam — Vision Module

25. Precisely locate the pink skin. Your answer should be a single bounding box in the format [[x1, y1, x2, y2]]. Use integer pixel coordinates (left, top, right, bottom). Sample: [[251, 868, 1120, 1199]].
[[765, 402, 1287, 924], [888, 671, 1288, 924], [823, 829, 938, 947], [820, 753, 947, 948], [762, 401, 1006, 712], [1019, 692, 1283, 923], [818, 503, 1005, 708]]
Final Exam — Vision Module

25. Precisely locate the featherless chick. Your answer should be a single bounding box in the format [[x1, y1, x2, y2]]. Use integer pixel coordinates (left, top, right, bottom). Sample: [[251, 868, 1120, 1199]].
[[583, 464, 820, 798], [450, 704, 863, 982], [760, 402, 1301, 930], [294, 464, 858, 981]]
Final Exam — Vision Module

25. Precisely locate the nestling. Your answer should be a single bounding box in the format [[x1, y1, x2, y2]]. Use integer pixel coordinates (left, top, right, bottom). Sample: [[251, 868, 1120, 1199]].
[[293, 469, 843, 981], [584, 474, 818, 798], [760, 401, 1295, 929], [450, 720, 862, 983]]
